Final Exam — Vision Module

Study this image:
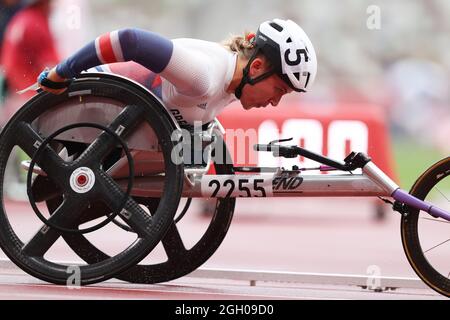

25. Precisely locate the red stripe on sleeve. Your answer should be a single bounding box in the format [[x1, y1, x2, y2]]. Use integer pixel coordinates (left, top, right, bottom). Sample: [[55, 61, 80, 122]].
[[99, 33, 117, 63]]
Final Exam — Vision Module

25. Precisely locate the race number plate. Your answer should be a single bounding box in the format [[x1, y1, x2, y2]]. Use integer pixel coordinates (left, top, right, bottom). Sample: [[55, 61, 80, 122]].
[[201, 175, 273, 198]]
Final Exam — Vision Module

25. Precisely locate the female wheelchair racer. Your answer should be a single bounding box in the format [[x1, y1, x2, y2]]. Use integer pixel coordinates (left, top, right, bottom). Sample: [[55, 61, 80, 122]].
[[0, 19, 318, 285]]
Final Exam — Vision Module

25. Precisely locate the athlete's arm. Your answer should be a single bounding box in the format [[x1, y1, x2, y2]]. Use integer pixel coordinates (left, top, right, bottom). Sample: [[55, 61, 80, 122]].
[[47, 28, 210, 97]]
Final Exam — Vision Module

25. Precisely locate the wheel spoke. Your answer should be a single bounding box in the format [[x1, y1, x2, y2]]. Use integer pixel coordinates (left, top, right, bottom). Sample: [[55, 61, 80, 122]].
[[160, 224, 187, 260], [22, 198, 85, 257], [143, 199, 187, 259], [423, 238, 450, 254], [435, 187, 450, 203], [96, 170, 153, 237], [420, 217, 450, 224], [15, 122, 66, 184], [74, 105, 146, 165]]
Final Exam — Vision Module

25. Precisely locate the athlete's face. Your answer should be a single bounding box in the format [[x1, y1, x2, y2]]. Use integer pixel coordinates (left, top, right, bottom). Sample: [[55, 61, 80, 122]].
[[239, 57, 293, 110]]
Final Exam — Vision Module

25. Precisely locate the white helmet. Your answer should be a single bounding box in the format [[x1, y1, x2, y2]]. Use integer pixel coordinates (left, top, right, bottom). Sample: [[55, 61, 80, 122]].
[[256, 19, 317, 92]]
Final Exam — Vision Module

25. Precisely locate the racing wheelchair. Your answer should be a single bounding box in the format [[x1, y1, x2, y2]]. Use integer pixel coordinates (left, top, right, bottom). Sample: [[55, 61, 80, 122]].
[[0, 73, 448, 297]]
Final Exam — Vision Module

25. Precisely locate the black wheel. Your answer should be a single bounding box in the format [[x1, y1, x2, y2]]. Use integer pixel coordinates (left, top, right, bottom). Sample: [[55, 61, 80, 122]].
[[0, 74, 183, 285], [48, 134, 236, 283], [401, 156, 450, 297]]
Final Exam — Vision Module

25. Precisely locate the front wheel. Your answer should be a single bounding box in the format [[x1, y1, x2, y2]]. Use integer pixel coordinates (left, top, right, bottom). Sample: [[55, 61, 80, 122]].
[[0, 74, 184, 285], [401, 156, 450, 297]]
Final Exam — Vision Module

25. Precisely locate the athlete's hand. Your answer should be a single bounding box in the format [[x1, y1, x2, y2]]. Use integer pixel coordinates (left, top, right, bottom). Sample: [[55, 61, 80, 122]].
[[38, 67, 69, 95]]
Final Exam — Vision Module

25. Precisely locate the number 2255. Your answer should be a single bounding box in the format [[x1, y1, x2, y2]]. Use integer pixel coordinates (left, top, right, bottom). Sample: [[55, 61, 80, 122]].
[[208, 179, 266, 198]]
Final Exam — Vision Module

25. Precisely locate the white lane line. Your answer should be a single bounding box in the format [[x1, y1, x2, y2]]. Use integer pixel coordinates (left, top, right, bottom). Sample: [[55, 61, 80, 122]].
[[0, 281, 345, 300]]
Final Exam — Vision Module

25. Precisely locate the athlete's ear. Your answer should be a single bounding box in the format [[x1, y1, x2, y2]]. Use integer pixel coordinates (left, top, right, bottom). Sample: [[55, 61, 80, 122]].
[[249, 57, 265, 76]]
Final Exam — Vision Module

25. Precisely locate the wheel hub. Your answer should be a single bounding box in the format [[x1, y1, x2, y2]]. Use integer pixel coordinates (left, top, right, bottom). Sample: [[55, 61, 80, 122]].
[[70, 167, 95, 193]]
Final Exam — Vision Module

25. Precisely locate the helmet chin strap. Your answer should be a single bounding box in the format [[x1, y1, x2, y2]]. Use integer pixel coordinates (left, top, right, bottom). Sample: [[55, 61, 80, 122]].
[[234, 50, 275, 99]]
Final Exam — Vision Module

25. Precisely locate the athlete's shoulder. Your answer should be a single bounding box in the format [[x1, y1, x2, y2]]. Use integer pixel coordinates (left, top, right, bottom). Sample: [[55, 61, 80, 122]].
[[160, 37, 235, 98], [171, 38, 235, 69], [172, 38, 230, 55]]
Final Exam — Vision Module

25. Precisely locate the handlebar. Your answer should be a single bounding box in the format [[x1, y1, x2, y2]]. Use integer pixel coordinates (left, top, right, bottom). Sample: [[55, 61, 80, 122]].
[[254, 138, 371, 171], [254, 137, 296, 153], [253, 144, 276, 152]]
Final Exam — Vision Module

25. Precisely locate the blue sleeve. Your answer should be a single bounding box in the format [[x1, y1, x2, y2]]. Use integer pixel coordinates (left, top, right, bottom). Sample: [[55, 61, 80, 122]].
[[56, 41, 102, 78], [56, 28, 174, 78]]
